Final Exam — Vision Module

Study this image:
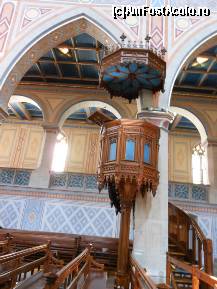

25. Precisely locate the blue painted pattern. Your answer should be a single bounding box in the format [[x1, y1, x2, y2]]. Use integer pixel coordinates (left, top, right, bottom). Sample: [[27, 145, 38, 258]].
[[14, 170, 31, 186], [169, 182, 208, 201], [0, 194, 118, 237], [50, 174, 67, 187], [21, 199, 44, 231], [85, 175, 98, 190], [174, 184, 189, 199], [192, 185, 207, 201], [0, 169, 15, 184], [68, 175, 84, 188]]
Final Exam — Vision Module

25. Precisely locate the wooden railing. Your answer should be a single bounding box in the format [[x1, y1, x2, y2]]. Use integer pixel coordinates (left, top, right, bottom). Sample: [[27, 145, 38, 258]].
[[167, 255, 217, 289], [169, 202, 213, 275], [0, 243, 56, 289], [44, 246, 103, 289], [129, 256, 159, 289]]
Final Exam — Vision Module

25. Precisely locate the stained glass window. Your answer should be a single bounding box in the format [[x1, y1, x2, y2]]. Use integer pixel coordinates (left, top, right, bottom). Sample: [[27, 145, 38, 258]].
[[144, 143, 151, 164], [125, 139, 135, 161], [109, 140, 117, 161]]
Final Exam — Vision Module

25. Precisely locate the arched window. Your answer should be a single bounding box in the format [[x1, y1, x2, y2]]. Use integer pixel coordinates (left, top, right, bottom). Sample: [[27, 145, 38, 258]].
[[51, 133, 68, 172], [192, 144, 206, 184]]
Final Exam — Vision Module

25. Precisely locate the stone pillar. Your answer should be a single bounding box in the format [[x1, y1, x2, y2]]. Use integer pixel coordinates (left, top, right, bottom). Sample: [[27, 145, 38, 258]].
[[206, 140, 217, 204], [133, 107, 173, 283], [29, 125, 59, 188]]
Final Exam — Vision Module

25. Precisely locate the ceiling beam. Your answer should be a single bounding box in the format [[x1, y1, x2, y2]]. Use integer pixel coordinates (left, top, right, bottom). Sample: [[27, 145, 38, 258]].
[[24, 75, 99, 82], [38, 59, 99, 67], [58, 45, 100, 51], [198, 59, 216, 86], [9, 102, 32, 120], [19, 81, 99, 90], [51, 48, 63, 78], [8, 103, 22, 119], [35, 63, 46, 82], [178, 62, 190, 85], [174, 84, 215, 91], [17, 102, 32, 120], [170, 114, 182, 130], [71, 37, 82, 79], [84, 107, 93, 123], [184, 70, 217, 75]]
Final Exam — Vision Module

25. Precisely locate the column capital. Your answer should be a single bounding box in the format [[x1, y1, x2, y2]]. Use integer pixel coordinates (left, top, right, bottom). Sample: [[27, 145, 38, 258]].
[[137, 108, 174, 129], [42, 124, 60, 134]]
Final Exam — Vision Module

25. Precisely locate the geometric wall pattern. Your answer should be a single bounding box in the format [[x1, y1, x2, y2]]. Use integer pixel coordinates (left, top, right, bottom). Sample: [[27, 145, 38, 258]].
[[0, 194, 118, 238], [169, 182, 208, 201]]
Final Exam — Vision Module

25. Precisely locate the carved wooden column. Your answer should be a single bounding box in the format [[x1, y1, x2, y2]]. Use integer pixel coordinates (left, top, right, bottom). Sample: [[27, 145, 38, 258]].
[[116, 178, 137, 287]]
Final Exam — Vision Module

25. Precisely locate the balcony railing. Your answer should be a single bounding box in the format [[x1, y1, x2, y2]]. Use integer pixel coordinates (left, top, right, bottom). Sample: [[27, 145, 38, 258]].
[[168, 181, 209, 202], [0, 168, 209, 202], [0, 168, 31, 186]]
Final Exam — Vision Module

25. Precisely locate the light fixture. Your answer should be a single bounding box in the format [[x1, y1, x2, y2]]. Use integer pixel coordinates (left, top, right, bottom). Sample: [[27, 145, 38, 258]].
[[192, 62, 198, 67], [196, 56, 208, 64], [59, 47, 69, 55]]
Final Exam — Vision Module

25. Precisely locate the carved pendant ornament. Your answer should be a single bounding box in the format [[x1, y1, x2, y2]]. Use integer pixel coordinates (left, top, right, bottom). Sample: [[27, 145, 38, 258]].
[[97, 119, 160, 214]]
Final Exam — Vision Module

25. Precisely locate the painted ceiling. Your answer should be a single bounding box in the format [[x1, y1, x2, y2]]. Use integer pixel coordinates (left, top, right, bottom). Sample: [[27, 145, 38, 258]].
[[174, 45, 217, 96], [21, 33, 103, 87]]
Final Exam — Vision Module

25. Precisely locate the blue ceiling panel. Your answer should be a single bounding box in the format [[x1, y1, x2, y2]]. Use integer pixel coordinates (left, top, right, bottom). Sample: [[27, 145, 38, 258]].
[[22, 33, 103, 86], [80, 65, 98, 79], [40, 50, 54, 61], [59, 63, 79, 78], [77, 50, 97, 63], [210, 62, 217, 72], [202, 74, 217, 87], [74, 33, 96, 48], [182, 73, 201, 86], [174, 44, 217, 95], [26, 64, 40, 76], [39, 62, 58, 76]]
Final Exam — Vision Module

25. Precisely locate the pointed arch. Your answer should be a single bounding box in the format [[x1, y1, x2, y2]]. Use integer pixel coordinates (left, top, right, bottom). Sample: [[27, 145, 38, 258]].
[[0, 11, 123, 111]]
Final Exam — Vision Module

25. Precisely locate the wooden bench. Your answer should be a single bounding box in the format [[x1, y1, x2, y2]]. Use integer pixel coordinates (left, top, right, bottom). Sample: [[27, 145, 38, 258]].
[[0, 242, 62, 289], [16, 245, 104, 289], [0, 238, 12, 256], [0, 229, 132, 271]]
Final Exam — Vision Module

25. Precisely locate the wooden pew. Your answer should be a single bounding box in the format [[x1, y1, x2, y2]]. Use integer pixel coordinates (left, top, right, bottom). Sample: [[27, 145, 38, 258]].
[[14, 246, 103, 289], [0, 242, 62, 289], [0, 238, 12, 256], [0, 229, 131, 271]]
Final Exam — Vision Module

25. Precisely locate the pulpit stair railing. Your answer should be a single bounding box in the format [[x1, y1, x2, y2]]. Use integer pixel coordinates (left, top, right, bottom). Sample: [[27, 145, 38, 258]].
[[169, 202, 213, 275]]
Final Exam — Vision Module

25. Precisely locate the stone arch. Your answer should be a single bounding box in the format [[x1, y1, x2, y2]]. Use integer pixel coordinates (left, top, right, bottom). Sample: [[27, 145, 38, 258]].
[[9, 94, 46, 121], [0, 10, 123, 111], [161, 18, 217, 108], [59, 100, 122, 127], [169, 106, 208, 145]]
